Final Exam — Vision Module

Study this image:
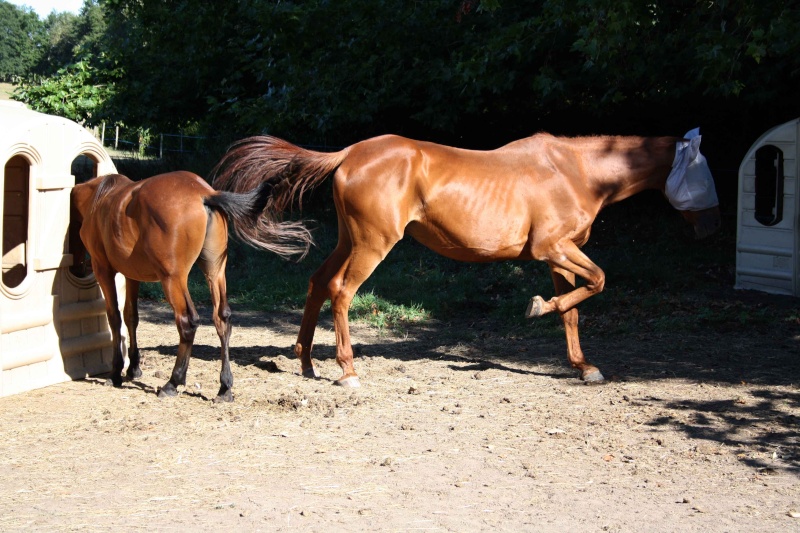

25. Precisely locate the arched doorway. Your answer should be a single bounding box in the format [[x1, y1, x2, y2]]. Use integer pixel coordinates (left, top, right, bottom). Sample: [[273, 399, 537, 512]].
[[3, 155, 30, 290]]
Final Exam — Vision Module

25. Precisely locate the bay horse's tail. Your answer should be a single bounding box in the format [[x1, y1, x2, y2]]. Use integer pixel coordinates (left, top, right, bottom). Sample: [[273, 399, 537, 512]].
[[210, 136, 350, 260], [204, 180, 311, 260]]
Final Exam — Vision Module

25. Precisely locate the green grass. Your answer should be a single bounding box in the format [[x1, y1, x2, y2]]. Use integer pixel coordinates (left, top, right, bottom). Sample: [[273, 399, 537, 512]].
[[0, 83, 15, 100]]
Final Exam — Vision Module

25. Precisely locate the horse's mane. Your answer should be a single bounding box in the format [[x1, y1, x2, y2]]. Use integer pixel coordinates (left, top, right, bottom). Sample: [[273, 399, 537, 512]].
[[89, 174, 128, 217]]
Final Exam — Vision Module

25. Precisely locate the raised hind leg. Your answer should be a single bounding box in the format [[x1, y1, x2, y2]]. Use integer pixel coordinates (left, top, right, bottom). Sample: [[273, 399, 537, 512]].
[[547, 266, 604, 382], [198, 238, 235, 403], [93, 261, 126, 387], [123, 279, 143, 381], [157, 275, 200, 399], [294, 245, 350, 379]]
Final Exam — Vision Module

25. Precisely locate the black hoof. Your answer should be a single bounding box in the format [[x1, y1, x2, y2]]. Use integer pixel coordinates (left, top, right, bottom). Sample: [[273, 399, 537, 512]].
[[126, 367, 143, 381], [157, 382, 179, 398], [302, 367, 321, 379], [213, 390, 234, 403], [105, 376, 123, 388]]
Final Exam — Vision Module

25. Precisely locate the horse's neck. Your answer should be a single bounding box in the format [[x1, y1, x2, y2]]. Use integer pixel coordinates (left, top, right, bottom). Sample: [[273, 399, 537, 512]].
[[573, 136, 678, 206]]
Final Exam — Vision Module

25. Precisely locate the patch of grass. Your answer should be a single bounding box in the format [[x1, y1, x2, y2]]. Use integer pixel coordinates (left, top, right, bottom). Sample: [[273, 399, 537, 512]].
[[348, 290, 430, 331], [0, 83, 14, 100]]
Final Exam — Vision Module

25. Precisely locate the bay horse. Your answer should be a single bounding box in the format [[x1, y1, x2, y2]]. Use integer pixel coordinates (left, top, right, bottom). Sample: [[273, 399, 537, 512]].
[[212, 131, 721, 387], [71, 171, 312, 401]]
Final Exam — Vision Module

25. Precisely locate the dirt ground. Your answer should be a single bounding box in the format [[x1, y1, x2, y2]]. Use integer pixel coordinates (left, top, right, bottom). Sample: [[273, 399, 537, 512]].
[[1, 292, 799, 532]]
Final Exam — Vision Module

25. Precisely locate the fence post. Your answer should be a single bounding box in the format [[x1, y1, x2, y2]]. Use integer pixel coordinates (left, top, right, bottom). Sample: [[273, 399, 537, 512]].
[[160, 134, 164, 159], [115, 126, 119, 149], [101, 122, 105, 145]]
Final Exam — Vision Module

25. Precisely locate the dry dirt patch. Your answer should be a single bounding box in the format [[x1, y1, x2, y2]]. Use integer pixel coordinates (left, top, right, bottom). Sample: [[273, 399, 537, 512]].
[[0, 300, 798, 532]]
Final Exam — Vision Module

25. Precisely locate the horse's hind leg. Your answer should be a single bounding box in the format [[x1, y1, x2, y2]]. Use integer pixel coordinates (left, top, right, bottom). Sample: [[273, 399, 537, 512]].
[[123, 279, 143, 380], [295, 244, 350, 379], [94, 263, 126, 387], [198, 227, 234, 403], [157, 275, 200, 398], [548, 267, 604, 382], [327, 243, 397, 388]]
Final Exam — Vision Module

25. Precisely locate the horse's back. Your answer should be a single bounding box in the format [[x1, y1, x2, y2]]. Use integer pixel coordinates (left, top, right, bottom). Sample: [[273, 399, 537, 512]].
[[333, 135, 548, 261], [87, 171, 217, 281]]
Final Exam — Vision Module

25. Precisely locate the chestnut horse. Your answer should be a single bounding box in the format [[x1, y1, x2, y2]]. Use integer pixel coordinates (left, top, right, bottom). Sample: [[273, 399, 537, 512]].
[[212, 132, 721, 387], [72, 171, 312, 401]]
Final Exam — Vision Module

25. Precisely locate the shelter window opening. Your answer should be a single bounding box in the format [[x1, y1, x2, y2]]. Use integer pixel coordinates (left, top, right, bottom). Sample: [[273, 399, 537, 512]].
[[68, 153, 99, 279], [3, 155, 31, 288], [753, 145, 784, 227]]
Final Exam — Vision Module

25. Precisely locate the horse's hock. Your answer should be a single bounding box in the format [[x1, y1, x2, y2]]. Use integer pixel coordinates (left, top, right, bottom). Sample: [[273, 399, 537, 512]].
[[0, 101, 123, 397], [736, 118, 800, 296]]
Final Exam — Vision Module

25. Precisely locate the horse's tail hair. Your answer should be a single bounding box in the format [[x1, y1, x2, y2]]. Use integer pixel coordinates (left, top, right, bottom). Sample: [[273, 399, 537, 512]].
[[204, 179, 313, 260], [210, 135, 351, 260]]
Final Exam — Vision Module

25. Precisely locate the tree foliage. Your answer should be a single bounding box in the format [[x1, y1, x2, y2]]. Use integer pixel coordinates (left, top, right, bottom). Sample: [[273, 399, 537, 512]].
[[95, 0, 800, 151], [13, 57, 114, 126], [6, 0, 800, 168], [35, 1, 106, 76], [0, 1, 45, 81]]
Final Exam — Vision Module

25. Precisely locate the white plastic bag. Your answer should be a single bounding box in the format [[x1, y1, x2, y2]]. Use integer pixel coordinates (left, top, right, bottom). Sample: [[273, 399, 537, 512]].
[[665, 128, 719, 211]]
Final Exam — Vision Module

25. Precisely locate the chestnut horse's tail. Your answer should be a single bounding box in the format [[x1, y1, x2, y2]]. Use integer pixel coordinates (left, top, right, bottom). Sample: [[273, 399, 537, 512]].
[[211, 135, 351, 259]]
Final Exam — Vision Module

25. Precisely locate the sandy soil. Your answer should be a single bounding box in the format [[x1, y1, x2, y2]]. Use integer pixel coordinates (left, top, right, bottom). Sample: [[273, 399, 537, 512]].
[[0, 296, 798, 532]]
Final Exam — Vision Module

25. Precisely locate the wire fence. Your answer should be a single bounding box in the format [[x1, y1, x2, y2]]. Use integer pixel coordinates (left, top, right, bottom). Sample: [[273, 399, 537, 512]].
[[92, 124, 208, 158], [89, 123, 344, 159]]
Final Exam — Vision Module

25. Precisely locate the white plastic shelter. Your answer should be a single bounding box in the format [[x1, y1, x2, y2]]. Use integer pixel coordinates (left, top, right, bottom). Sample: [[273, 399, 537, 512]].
[[0, 101, 120, 396], [736, 117, 799, 296]]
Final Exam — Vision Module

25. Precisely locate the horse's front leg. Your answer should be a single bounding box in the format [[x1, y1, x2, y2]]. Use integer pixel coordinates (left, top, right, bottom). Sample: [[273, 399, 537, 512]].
[[94, 264, 126, 387], [295, 245, 350, 380], [526, 238, 606, 317], [124, 279, 143, 380], [546, 267, 604, 382]]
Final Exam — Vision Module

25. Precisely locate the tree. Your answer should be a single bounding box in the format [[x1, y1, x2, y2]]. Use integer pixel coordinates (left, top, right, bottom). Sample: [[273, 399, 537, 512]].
[[35, 1, 106, 75], [0, 1, 45, 81], [97, 0, 799, 149], [12, 57, 114, 126]]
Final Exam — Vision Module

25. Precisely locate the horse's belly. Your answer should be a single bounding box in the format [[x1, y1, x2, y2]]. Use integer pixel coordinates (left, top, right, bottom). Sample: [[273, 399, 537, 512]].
[[406, 220, 530, 262], [110, 257, 161, 282]]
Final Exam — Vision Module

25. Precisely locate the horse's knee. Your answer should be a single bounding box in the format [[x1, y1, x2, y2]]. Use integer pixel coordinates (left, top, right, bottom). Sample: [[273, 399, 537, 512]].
[[177, 312, 199, 340], [587, 272, 605, 294], [326, 276, 343, 298]]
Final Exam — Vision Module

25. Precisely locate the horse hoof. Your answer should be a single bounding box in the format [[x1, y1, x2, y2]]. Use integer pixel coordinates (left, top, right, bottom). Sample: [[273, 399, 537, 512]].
[[582, 369, 605, 383], [126, 367, 143, 381], [302, 367, 321, 379], [105, 377, 123, 388], [213, 391, 234, 403], [334, 376, 361, 388], [526, 296, 545, 318], [157, 383, 178, 398]]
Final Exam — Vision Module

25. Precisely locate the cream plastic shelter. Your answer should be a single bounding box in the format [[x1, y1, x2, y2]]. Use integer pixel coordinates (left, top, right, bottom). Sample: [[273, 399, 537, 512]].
[[0, 101, 121, 396], [736, 117, 799, 296]]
